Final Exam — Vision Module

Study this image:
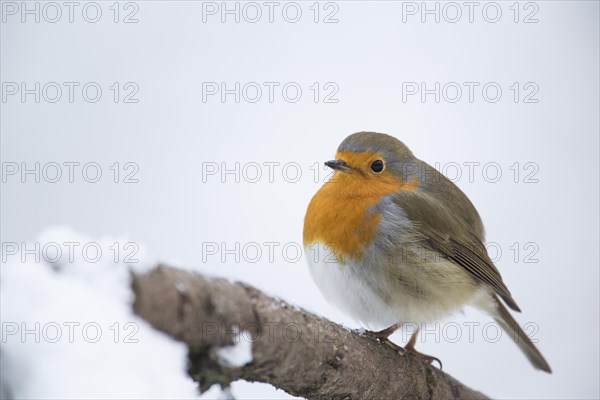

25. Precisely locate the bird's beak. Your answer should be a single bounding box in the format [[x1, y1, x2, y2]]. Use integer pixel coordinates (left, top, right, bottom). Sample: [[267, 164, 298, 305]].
[[324, 159, 352, 172]]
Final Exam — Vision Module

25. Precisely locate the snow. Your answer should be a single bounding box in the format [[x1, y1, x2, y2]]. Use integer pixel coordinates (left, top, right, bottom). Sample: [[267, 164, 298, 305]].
[[0, 227, 199, 399], [216, 328, 253, 368]]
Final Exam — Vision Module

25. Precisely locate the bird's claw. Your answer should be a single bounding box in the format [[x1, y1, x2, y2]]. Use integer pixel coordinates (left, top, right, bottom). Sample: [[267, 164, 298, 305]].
[[403, 346, 443, 369]]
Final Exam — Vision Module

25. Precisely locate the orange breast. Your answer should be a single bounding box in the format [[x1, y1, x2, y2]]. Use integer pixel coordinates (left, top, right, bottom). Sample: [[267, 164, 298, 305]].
[[303, 169, 416, 262]]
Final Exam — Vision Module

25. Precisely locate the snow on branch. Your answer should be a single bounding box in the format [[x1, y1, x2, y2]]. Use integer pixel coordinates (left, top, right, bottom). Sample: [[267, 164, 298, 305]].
[[132, 265, 489, 399]]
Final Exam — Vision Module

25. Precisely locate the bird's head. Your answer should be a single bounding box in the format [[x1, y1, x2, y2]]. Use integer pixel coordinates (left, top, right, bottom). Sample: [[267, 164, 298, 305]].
[[324, 132, 419, 194]]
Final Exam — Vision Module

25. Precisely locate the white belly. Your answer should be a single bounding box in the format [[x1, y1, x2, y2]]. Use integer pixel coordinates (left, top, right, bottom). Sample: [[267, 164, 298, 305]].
[[305, 242, 403, 329]]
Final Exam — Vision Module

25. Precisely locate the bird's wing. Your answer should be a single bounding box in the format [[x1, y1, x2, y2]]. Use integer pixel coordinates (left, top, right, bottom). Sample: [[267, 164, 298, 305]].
[[391, 190, 521, 312]]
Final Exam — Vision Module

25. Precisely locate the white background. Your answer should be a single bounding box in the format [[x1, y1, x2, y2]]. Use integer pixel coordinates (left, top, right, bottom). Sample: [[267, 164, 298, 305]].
[[1, 1, 599, 399]]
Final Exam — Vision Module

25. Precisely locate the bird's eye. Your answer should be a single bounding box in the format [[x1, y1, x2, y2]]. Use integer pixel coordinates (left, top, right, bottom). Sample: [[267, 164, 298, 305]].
[[370, 160, 384, 173]]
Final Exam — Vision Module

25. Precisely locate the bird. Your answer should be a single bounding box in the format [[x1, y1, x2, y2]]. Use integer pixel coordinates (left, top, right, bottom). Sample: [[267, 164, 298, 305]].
[[303, 131, 551, 373]]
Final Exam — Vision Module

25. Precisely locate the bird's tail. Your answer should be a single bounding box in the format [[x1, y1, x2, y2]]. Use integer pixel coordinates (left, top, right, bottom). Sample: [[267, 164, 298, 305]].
[[492, 296, 552, 373]]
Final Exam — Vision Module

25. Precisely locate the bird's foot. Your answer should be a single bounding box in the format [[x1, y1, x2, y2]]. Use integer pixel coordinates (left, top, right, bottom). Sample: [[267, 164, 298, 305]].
[[364, 324, 442, 369]]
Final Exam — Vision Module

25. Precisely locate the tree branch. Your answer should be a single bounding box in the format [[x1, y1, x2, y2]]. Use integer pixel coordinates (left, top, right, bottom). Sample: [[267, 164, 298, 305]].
[[131, 265, 489, 400]]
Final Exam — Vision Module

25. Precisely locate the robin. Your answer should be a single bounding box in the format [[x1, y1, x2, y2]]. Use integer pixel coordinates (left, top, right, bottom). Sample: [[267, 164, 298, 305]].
[[303, 131, 551, 373]]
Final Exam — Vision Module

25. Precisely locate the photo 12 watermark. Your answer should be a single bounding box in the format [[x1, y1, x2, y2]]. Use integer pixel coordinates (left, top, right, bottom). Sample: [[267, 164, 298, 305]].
[[401, 82, 540, 104], [1, 82, 140, 103], [400, 1, 539, 24], [2, 321, 140, 344], [2, 241, 141, 264], [1, 1, 140, 23], [201, 82, 340, 104], [1, 162, 140, 184], [200, 1, 340, 24]]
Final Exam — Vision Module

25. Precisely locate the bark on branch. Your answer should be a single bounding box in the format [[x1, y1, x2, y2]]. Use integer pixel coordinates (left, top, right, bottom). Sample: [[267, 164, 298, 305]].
[[131, 265, 489, 400]]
